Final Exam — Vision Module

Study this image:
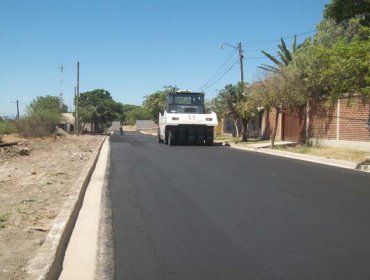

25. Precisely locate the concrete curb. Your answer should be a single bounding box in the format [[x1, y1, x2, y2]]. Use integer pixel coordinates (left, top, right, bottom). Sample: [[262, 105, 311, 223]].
[[26, 136, 108, 280], [141, 132, 368, 172], [230, 144, 368, 172]]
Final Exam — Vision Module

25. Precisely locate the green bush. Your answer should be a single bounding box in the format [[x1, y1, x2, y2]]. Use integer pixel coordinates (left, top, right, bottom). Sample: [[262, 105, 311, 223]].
[[17, 109, 61, 138], [0, 120, 16, 135], [17, 95, 64, 138]]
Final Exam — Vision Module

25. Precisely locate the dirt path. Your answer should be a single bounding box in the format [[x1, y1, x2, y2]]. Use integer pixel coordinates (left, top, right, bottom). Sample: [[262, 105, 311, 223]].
[[0, 134, 104, 280]]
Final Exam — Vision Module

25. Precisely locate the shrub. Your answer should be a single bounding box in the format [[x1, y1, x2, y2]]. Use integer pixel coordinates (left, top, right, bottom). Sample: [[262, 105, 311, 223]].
[[17, 111, 61, 138], [0, 120, 16, 135], [17, 95, 64, 138]]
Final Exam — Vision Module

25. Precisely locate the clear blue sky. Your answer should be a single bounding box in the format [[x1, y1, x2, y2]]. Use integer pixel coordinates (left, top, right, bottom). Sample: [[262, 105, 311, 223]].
[[0, 0, 329, 117]]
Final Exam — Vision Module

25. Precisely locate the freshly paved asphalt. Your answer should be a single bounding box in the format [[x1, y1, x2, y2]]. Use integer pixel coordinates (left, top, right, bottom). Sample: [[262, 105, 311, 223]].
[[109, 132, 370, 280]]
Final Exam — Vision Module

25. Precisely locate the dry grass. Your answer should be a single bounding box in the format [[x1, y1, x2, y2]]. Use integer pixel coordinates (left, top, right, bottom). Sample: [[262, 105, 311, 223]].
[[275, 145, 370, 163]]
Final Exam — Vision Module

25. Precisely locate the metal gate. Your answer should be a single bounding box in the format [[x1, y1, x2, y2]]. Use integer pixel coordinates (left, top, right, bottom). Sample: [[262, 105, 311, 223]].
[[282, 107, 305, 142]]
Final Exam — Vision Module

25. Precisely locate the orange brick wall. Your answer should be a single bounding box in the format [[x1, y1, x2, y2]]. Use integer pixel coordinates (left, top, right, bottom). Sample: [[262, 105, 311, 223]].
[[309, 97, 370, 141], [262, 108, 281, 140], [309, 100, 337, 140], [339, 98, 370, 141], [261, 97, 370, 142]]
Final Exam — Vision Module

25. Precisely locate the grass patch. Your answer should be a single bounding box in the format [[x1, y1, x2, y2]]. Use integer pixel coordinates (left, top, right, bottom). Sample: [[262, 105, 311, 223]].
[[0, 212, 11, 228], [215, 134, 270, 145], [274, 145, 369, 162], [0, 121, 16, 135]]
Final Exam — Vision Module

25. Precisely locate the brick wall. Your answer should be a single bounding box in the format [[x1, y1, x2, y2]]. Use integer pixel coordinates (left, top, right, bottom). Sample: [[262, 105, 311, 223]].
[[338, 98, 370, 141], [309, 100, 337, 140], [309, 97, 370, 141], [261, 97, 370, 142], [262, 108, 281, 140]]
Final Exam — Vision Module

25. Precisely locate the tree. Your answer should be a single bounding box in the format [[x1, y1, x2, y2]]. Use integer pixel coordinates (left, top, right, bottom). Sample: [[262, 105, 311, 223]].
[[255, 66, 307, 147], [18, 95, 66, 137], [78, 89, 123, 133], [211, 82, 256, 141], [29, 95, 67, 113], [259, 36, 297, 73], [235, 87, 259, 141], [324, 0, 370, 26], [294, 18, 370, 101], [120, 104, 140, 124], [124, 107, 152, 125], [142, 86, 178, 123]]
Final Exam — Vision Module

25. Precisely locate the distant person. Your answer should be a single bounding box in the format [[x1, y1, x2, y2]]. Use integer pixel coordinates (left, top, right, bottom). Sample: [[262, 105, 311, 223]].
[[119, 126, 124, 135]]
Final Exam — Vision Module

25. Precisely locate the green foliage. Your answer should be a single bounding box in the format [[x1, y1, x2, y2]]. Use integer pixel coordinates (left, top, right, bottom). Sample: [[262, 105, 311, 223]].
[[0, 120, 16, 135], [212, 82, 246, 119], [0, 212, 11, 229], [294, 18, 370, 101], [124, 106, 151, 125], [236, 87, 259, 122], [28, 95, 66, 113], [28, 95, 68, 113], [78, 89, 123, 132], [256, 66, 307, 110], [142, 86, 178, 122], [211, 82, 258, 141], [322, 38, 370, 100], [324, 0, 370, 26], [120, 104, 140, 124], [18, 95, 65, 137], [259, 36, 297, 73]]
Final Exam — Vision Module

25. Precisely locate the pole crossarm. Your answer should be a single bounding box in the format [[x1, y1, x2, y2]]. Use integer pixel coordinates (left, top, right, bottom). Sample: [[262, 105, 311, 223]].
[[220, 42, 244, 82]]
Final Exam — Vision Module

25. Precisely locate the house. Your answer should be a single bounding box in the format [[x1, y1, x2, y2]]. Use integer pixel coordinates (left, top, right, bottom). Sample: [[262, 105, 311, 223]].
[[58, 113, 75, 133]]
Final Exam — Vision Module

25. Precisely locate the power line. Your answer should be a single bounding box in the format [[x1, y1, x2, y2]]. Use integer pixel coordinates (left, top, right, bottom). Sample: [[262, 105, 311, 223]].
[[198, 50, 236, 91], [244, 30, 315, 47], [245, 54, 281, 60], [202, 59, 239, 92], [198, 30, 315, 93]]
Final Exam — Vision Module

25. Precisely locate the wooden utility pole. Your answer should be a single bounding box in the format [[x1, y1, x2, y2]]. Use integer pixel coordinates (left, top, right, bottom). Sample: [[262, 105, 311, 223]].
[[76, 62, 80, 135], [16, 100, 19, 120], [74, 86, 77, 134], [237, 42, 244, 83]]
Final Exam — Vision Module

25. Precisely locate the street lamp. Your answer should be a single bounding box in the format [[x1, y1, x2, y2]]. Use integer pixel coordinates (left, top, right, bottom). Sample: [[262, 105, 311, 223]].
[[220, 42, 244, 83]]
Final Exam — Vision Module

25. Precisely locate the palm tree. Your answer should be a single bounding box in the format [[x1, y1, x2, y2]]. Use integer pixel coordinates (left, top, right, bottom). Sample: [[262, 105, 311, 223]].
[[259, 35, 297, 73]]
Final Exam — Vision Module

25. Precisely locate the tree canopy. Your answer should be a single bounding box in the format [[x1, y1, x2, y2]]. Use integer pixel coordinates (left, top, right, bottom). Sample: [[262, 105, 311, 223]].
[[19, 95, 66, 137], [294, 18, 370, 101], [121, 105, 151, 125], [324, 0, 370, 26], [78, 89, 123, 132], [142, 86, 178, 122], [211, 82, 258, 141]]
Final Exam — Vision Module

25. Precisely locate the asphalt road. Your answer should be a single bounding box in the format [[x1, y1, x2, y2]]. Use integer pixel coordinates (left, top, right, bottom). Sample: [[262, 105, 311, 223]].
[[109, 132, 370, 280]]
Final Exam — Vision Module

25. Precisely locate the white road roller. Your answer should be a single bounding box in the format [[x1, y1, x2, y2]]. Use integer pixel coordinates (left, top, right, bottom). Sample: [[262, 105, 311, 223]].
[[158, 90, 218, 146]]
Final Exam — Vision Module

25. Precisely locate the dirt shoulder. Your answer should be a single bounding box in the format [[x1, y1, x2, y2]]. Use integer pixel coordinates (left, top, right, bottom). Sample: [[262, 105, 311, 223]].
[[0, 134, 104, 280]]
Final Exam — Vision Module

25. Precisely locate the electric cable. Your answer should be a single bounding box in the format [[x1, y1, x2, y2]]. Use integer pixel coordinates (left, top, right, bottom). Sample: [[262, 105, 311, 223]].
[[202, 59, 239, 92]]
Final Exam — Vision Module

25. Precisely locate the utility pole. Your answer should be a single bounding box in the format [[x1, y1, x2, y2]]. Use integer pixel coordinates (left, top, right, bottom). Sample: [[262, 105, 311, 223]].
[[16, 100, 19, 120], [11, 100, 20, 120], [220, 42, 244, 83], [59, 63, 64, 111], [237, 42, 244, 83], [76, 62, 80, 136], [74, 86, 77, 133]]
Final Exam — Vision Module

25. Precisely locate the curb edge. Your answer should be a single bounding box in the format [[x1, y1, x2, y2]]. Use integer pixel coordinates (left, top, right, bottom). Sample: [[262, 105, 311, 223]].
[[26, 136, 108, 280]]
